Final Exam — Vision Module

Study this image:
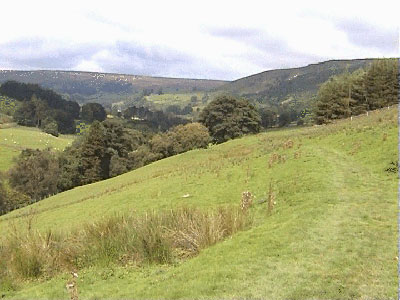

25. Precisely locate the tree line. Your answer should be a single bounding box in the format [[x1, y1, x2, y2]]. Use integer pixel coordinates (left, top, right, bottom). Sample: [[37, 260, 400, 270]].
[[122, 105, 189, 132], [0, 119, 211, 215], [313, 59, 398, 124], [0, 94, 263, 215], [5, 57, 396, 216], [0, 81, 80, 134]]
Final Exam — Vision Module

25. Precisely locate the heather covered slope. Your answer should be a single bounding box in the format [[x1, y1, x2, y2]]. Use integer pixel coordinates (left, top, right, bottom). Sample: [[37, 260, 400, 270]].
[[0, 70, 227, 105], [0, 107, 397, 299], [217, 59, 373, 104]]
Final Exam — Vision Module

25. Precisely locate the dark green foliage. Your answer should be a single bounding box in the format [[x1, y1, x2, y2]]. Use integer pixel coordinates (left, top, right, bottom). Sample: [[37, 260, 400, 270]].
[[129, 122, 210, 168], [13, 101, 37, 126], [0, 81, 79, 133], [278, 111, 291, 127], [128, 145, 158, 170], [42, 118, 59, 136], [79, 121, 108, 184], [167, 123, 210, 154], [314, 59, 398, 124], [57, 145, 83, 192], [259, 108, 277, 128], [148, 123, 210, 160], [199, 95, 261, 143], [81, 103, 107, 123], [364, 59, 399, 109], [58, 119, 146, 189], [4, 120, 209, 213], [0, 81, 80, 133], [123, 105, 189, 131], [8, 149, 60, 201], [149, 133, 174, 159], [165, 104, 192, 115], [0, 172, 31, 216]]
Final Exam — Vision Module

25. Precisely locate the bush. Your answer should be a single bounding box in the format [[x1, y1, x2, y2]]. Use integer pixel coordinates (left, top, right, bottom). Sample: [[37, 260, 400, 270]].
[[167, 123, 210, 154], [199, 95, 261, 143], [42, 118, 59, 136], [8, 149, 60, 201], [81, 103, 107, 123]]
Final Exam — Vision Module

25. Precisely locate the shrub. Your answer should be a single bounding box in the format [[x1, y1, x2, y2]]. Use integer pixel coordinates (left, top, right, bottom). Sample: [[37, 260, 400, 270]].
[[167, 123, 210, 154], [199, 95, 261, 143], [8, 149, 60, 201], [42, 118, 59, 136]]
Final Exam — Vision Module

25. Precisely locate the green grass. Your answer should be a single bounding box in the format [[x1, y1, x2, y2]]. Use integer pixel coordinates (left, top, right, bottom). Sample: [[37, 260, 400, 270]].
[[143, 92, 219, 111], [0, 107, 397, 299], [0, 126, 74, 171]]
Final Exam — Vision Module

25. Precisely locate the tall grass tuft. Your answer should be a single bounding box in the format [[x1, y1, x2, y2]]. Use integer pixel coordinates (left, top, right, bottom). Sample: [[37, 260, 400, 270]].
[[0, 206, 251, 283]]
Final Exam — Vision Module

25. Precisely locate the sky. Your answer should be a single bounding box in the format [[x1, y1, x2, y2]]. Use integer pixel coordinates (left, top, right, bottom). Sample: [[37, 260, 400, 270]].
[[0, 0, 398, 80]]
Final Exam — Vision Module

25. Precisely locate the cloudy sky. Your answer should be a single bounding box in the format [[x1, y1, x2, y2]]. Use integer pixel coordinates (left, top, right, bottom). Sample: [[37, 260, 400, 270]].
[[0, 0, 398, 80]]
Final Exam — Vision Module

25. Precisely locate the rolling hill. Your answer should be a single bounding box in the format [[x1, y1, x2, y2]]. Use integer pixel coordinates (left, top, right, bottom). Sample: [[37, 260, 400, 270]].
[[0, 59, 374, 110], [0, 126, 74, 171], [0, 70, 227, 106], [216, 59, 374, 105], [0, 106, 397, 299]]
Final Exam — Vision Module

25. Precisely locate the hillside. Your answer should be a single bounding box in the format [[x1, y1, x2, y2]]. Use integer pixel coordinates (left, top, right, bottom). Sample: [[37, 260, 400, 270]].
[[0, 70, 227, 106], [0, 126, 74, 171], [0, 59, 374, 110], [217, 59, 374, 105], [0, 106, 397, 299]]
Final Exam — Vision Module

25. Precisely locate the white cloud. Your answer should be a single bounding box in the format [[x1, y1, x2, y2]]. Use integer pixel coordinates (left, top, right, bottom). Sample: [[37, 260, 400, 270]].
[[74, 60, 104, 72], [0, 0, 398, 79]]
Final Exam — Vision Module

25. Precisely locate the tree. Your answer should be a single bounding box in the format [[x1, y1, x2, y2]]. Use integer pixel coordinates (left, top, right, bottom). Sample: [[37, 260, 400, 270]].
[[1, 81, 80, 133], [199, 95, 261, 143], [58, 119, 146, 189], [167, 123, 210, 154], [42, 117, 59, 136], [31, 94, 48, 127], [259, 108, 277, 128], [313, 59, 398, 124], [8, 149, 60, 201], [364, 58, 398, 109], [278, 111, 291, 127], [79, 121, 107, 184], [57, 144, 84, 192], [314, 73, 352, 124], [81, 103, 107, 123], [13, 101, 36, 126]]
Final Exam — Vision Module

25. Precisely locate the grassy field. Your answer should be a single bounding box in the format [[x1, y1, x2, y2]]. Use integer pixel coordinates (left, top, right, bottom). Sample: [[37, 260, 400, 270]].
[[0, 126, 74, 171], [143, 92, 214, 111], [0, 107, 397, 299]]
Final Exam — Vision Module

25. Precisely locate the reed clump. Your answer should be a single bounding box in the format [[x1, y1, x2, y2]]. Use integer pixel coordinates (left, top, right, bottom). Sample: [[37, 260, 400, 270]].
[[0, 206, 251, 283]]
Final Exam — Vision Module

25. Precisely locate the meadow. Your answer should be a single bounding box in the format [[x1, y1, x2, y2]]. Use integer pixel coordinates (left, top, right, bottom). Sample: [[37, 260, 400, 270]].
[[0, 126, 74, 171], [0, 107, 397, 299]]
